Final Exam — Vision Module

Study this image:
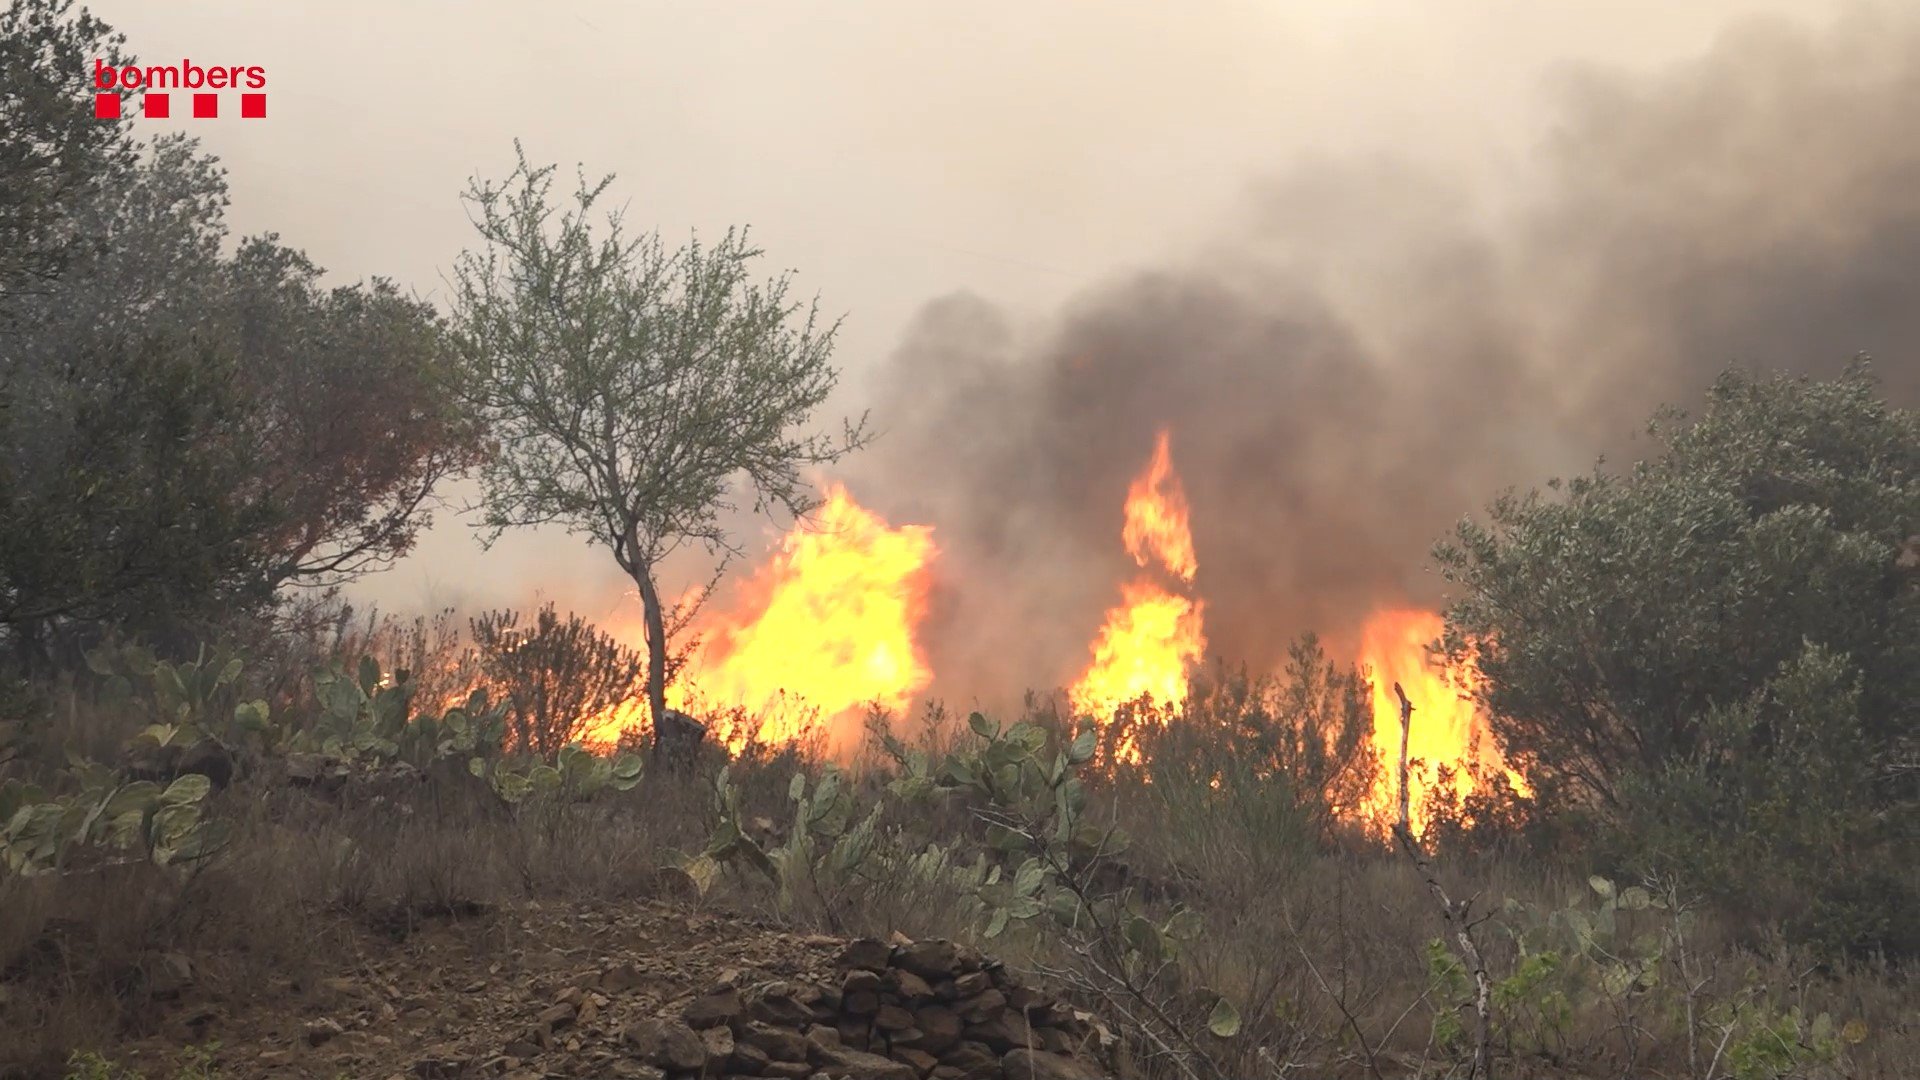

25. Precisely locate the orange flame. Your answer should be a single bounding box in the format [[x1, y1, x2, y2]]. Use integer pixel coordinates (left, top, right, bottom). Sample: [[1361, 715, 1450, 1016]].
[[1069, 430, 1207, 760], [1355, 608, 1529, 834], [584, 485, 937, 754], [1122, 431, 1198, 584]]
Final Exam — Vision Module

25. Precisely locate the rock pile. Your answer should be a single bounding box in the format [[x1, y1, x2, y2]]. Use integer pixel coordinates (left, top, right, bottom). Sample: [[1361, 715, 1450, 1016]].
[[626, 934, 1115, 1080]]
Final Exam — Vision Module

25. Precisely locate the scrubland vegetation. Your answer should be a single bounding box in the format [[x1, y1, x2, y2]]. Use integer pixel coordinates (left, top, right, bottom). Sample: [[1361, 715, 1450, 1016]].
[[2, 1, 1916, 1078]]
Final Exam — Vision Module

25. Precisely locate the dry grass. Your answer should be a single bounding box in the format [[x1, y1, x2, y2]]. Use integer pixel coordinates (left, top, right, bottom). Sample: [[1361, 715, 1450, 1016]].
[[2, 684, 1915, 1080]]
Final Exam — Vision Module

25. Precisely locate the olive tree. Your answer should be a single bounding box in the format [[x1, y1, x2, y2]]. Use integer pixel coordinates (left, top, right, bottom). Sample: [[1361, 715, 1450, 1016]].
[[450, 145, 868, 748]]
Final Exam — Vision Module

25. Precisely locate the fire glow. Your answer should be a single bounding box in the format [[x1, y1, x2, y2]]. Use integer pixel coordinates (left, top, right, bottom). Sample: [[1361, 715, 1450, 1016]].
[[562, 432, 1525, 831], [584, 485, 936, 754], [1354, 608, 1530, 834], [1068, 430, 1208, 760]]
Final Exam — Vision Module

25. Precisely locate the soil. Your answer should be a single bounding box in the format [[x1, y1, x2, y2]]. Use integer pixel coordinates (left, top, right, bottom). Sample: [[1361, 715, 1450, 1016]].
[[103, 899, 846, 1080]]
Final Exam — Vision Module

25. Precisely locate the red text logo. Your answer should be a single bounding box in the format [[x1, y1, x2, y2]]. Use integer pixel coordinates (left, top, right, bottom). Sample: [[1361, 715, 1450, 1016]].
[[92, 58, 267, 120]]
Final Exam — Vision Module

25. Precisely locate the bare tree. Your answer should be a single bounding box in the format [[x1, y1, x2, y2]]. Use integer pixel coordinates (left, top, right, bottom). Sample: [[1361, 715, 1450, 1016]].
[[450, 144, 868, 748], [468, 603, 643, 760]]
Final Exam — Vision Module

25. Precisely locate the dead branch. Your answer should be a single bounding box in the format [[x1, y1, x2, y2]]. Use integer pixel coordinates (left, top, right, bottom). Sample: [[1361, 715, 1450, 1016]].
[[1391, 681, 1495, 1080]]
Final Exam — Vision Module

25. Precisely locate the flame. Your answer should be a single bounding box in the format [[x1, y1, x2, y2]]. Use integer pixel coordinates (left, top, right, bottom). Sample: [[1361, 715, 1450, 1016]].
[[1355, 608, 1529, 834], [1122, 431, 1198, 584], [1069, 430, 1207, 760], [585, 485, 937, 754]]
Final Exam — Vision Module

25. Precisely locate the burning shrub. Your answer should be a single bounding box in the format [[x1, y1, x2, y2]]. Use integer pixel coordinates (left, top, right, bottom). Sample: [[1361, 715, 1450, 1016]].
[[469, 604, 645, 761]]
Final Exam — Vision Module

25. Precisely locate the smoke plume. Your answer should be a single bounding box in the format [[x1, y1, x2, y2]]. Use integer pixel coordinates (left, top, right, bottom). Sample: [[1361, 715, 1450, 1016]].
[[843, 8, 1920, 709]]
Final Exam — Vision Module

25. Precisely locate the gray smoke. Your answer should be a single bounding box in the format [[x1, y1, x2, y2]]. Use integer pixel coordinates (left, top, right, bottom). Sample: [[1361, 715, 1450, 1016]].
[[843, 7, 1920, 708]]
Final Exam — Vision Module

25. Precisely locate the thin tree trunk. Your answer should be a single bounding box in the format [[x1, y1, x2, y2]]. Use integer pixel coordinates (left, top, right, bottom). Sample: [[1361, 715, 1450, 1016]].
[[1393, 682, 1494, 1080], [633, 565, 669, 753]]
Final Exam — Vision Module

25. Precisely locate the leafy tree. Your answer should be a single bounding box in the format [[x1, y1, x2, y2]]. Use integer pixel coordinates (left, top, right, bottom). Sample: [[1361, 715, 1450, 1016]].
[[1436, 362, 1918, 953], [0, 0, 136, 312], [450, 145, 869, 747], [0, 124, 481, 658], [0, 329, 276, 658], [468, 604, 644, 760]]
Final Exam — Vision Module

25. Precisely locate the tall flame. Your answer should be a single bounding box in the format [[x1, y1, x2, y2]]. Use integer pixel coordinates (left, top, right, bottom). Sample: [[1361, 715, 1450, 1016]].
[[1069, 430, 1207, 760], [1355, 608, 1528, 834], [585, 485, 936, 754], [1122, 432, 1198, 584]]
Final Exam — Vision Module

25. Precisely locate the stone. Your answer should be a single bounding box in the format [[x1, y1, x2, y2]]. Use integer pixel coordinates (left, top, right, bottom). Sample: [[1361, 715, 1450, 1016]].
[[836, 938, 893, 971], [896, 1047, 940, 1075], [1004, 985, 1044, 1011], [895, 940, 961, 980], [702, 1024, 737, 1067], [938, 1042, 1000, 1071], [816, 1049, 918, 1080], [624, 1018, 707, 1072], [306, 1017, 346, 1047], [727, 1042, 772, 1074], [535, 1002, 576, 1033], [747, 981, 817, 1026], [836, 1019, 873, 1051], [874, 1004, 916, 1032], [936, 1042, 1003, 1080], [805, 1024, 845, 1061], [844, 990, 881, 1016], [957, 988, 1006, 1024], [966, 1013, 1035, 1053], [1003, 1048, 1108, 1080], [147, 951, 195, 998], [761, 1062, 813, 1079], [951, 971, 992, 998], [740, 1021, 810, 1063], [684, 988, 744, 1029], [886, 968, 935, 1000], [843, 969, 883, 993], [906, 1006, 963, 1053], [601, 963, 646, 993]]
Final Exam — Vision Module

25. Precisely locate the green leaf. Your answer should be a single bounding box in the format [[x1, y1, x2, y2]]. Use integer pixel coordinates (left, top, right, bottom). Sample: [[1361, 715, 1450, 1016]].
[[968, 711, 994, 740], [1068, 729, 1097, 765], [673, 852, 722, 897], [491, 770, 532, 803], [160, 774, 212, 806], [986, 823, 1028, 852], [168, 819, 233, 863], [985, 907, 1010, 938], [1588, 876, 1615, 901], [357, 655, 381, 696], [1619, 885, 1652, 911], [233, 700, 271, 733], [1207, 996, 1242, 1038], [1013, 857, 1046, 897], [788, 772, 807, 801]]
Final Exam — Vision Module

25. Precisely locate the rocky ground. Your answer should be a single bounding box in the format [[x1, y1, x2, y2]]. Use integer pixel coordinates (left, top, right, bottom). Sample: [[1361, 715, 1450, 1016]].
[[98, 900, 1114, 1080]]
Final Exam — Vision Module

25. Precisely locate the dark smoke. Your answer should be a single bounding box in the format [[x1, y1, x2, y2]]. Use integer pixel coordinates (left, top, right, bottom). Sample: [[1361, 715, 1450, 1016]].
[[845, 8, 1920, 709]]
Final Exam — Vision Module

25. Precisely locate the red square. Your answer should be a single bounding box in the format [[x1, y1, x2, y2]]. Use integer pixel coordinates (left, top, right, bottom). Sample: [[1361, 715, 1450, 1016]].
[[94, 92, 120, 119], [192, 93, 217, 118], [241, 93, 265, 119], [143, 93, 169, 119]]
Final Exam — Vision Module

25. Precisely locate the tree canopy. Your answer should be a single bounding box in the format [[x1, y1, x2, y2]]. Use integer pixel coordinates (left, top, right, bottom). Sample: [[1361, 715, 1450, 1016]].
[[450, 144, 869, 744], [0, 1, 482, 661], [1437, 361, 1919, 953]]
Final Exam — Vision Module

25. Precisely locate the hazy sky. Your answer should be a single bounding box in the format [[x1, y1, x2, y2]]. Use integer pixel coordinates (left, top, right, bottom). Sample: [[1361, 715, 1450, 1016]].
[[90, 0, 1883, 634]]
